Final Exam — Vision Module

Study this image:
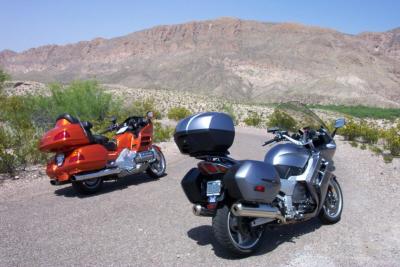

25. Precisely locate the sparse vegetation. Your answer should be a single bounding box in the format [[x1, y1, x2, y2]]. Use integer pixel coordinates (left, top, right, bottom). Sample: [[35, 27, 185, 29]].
[[0, 79, 167, 175], [350, 141, 359, 148], [167, 107, 191, 121], [310, 104, 400, 120], [267, 110, 297, 132], [153, 122, 174, 142], [382, 124, 400, 156], [221, 104, 238, 125], [244, 111, 262, 127]]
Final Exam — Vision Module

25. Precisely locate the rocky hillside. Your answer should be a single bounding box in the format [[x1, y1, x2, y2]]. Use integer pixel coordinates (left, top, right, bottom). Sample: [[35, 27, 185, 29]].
[[1, 17, 400, 107]]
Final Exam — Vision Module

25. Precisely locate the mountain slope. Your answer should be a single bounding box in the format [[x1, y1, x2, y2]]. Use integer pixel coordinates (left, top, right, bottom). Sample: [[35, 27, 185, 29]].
[[1, 17, 400, 107]]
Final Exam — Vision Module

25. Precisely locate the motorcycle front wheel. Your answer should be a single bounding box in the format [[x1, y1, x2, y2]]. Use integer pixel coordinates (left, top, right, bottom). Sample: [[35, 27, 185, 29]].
[[212, 205, 264, 256], [319, 177, 343, 224], [146, 149, 166, 178]]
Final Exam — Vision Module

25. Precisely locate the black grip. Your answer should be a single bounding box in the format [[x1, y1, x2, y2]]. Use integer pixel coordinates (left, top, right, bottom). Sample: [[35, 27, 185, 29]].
[[262, 138, 276, 146]]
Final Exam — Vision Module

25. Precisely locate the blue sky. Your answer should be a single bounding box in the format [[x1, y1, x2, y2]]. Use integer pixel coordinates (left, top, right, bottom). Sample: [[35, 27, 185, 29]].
[[1, 0, 399, 52]]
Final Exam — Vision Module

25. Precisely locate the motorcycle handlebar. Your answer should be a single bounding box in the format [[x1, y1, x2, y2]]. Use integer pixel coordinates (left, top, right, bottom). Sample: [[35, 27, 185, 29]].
[[262, 137, 279, 146]]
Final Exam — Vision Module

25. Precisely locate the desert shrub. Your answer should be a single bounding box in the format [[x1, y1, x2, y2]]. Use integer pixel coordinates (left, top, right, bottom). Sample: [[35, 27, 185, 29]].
[[38, 81, 114, 123], [168, 107, 191, 121], [360, 144, 367, 150], [153, 122, 174, 142], [121, 98, 161, 119], [0, 127, 19, 174], [350, 141, 358, 148], [383, 154, 393, 163], [382, 125, 400, 156], [244, 112, 262, 127], [369, 145, 383, 155], [0, 69, 10, 92], [267, 110, 297, 132], [221, 104, 238, 125], [340, 119, 360, 141], [358, 122, 380, 144]]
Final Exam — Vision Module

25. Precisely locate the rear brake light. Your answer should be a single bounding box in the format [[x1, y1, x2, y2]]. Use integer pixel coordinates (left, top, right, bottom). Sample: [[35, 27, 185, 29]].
[[198, 162, 229, 175], [254, 185, 265, 192], [69, 153, 85, 163], [54, 131, 70, 141]]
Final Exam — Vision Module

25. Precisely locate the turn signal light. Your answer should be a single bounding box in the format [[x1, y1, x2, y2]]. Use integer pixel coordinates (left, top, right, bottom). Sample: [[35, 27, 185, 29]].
[[254, 185, 265, 192], [54, 131, 70, 141], [69, 153, 85, 163]]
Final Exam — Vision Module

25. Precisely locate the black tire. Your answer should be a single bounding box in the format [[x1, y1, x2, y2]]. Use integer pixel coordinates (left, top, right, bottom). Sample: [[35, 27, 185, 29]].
[[71, 178, 103, 194], [146, 149, 166, 178], [319, 177, 343, 224], [212, 205, 264, 256]]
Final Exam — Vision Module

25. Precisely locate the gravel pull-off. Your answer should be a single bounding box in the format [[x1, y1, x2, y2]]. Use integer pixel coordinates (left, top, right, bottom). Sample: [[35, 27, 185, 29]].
[[0, 127, 399, 266]]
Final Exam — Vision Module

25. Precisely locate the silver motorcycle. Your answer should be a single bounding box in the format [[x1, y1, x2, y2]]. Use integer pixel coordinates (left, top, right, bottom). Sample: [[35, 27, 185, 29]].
[[174, 102, 345, 255]]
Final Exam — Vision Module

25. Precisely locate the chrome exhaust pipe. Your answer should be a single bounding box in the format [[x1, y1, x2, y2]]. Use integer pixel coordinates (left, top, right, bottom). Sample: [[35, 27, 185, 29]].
[[231, 203, 285, 222], [73, 168, 120, 182], [192, 204, 215, 217]]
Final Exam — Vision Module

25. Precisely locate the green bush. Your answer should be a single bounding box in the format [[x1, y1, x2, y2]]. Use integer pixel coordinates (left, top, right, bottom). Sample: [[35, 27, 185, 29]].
[[350, 141, 359, 148], [121, 98, 161, 120], [369, 145, 383, 155], [267, 110, 297, 131], [340, 119, 360, 141], [382, 124, 400, 156], [153, 122, 174, 142], [309, 104, 400, 120], [168, 107, 191, 121], [244, 112, 262, 127], [0, 69, 10, 92], [221, 104, 238, 125]]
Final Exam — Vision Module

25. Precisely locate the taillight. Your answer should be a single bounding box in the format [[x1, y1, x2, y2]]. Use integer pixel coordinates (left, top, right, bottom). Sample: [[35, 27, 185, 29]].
[[54, 131, 70, 141], [69, 153, 85, 163], [198, 161, 230, 175], [254, 185, 265, 192]]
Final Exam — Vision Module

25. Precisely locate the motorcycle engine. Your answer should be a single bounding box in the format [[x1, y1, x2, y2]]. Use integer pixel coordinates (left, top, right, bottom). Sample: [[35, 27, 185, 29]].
[[292, 183, 315, 214]]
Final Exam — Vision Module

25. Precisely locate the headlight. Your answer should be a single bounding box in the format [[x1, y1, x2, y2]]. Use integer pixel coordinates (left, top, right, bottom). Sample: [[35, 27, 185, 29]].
[[55, 154, 65, 167]]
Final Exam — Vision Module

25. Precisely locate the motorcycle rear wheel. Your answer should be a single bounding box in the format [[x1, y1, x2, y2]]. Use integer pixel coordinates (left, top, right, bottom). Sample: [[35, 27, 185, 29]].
[[72, 178, 103, 194], [212, 205, 264, 256]]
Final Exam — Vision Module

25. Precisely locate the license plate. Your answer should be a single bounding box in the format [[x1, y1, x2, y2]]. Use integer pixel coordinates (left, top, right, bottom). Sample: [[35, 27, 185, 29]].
[[206, 180, 222, 196]]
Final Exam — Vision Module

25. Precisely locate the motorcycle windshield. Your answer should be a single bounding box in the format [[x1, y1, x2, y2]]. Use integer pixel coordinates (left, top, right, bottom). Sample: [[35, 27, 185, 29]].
[[272, 101, 328, 133]]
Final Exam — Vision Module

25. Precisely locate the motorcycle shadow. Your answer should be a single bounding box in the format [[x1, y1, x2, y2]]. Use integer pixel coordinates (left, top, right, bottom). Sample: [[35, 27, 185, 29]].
[[53, 173, 166, 198], [187, 218, 322, 259]]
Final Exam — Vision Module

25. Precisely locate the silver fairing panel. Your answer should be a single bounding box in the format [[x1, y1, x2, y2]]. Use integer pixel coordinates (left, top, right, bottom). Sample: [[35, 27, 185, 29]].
[[175, 112, 234, 133], [264, 143, 310, 169]]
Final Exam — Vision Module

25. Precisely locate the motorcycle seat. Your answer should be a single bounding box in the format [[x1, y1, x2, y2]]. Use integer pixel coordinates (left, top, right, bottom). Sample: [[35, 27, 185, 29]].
[[92, 134, 117, 151]]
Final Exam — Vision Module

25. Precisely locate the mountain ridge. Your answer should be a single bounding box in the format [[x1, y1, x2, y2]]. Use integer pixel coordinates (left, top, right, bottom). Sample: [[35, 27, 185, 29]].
[[1, 17, 399, 107]]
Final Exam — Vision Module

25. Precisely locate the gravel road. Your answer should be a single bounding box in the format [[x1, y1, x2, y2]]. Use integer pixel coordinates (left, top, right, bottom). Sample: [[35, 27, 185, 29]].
[[1, 127, 399, 267]]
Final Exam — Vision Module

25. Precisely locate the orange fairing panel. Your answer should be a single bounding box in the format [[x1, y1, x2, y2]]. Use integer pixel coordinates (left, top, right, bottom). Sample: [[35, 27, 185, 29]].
[[39, 119, 90, 152], [137, 123, 153, 151], [46, 144, 108, 181]]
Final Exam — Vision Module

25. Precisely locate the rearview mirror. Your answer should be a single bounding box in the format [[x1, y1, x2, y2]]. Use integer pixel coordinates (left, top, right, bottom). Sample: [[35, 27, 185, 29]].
[[110, 116, 117, 124], [335, 118, 345, 129], [267, 127, 280, 133], [146, 111, 154, 119]]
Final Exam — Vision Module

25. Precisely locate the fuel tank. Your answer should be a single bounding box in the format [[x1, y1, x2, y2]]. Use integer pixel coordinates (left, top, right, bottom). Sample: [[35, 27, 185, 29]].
[[264, 143, 310, 179]]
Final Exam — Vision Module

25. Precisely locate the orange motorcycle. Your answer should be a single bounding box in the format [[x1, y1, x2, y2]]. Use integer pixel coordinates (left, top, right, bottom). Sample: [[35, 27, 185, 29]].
[[39, 111, 166, 194]]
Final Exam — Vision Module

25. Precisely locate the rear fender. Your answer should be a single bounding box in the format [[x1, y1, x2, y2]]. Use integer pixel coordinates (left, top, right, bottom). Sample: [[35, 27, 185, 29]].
[[46, 144, 108, 182]]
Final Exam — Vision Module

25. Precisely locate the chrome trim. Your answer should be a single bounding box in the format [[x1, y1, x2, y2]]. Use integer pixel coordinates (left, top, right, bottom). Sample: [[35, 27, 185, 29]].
[[231, 203, 285, 222], [73, 168, 120, 182]]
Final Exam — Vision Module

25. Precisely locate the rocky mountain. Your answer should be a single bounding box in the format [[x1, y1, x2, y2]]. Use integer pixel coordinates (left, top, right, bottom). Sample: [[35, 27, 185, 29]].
[[1, 17, 400, 107]]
